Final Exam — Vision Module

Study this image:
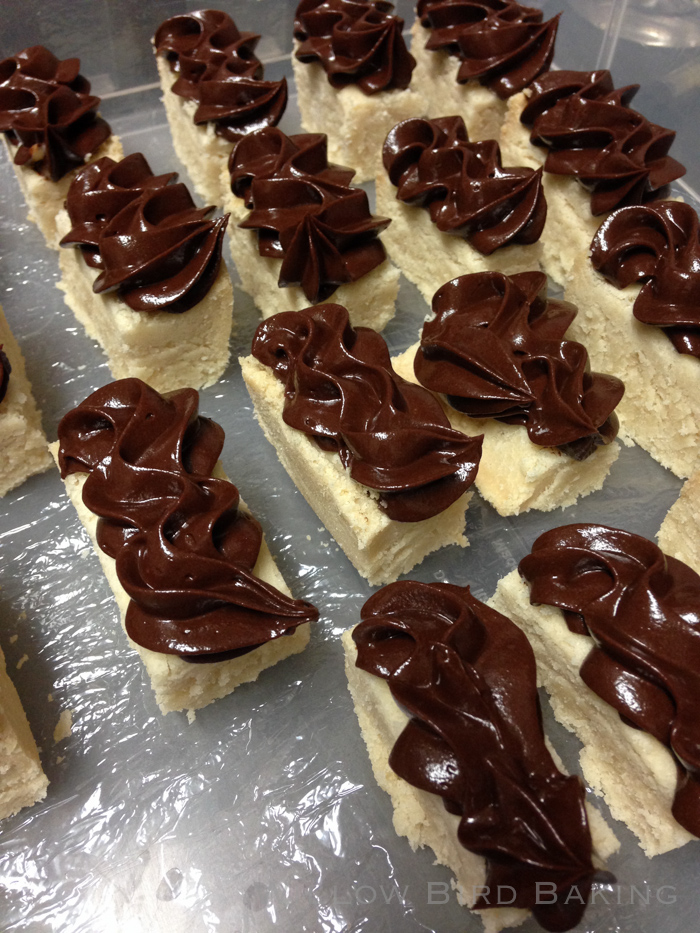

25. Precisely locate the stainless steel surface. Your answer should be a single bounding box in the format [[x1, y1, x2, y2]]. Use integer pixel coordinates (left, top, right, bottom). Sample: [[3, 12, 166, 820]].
[[0, 2, 698, 931]]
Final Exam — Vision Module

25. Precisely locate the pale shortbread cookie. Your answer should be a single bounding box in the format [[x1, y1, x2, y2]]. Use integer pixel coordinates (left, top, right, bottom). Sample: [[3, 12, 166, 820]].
[[51, 444, 311, 715], [222, 186, 400, 331], [658, 472, 700, 573], [342, 629, 618, 933], [563, 256, 700, 479], [490, 570, 696, 857], [55, 209, 233, 395], [2, 133, 124, 250], [375, 171, 543, 305], [409, 22, 508, 144], [291, 49, 425, 184], [393, 342, 619, 516], [0, 306, 51, 497], [154, 53, 232, 207], [240, 355, 472, 585], [0, 642, 48, 821]]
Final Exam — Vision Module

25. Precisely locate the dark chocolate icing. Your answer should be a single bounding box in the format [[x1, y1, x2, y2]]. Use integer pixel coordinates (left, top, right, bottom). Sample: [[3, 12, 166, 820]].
[[0, 347, 10, 404], [414, 271, 624, 459], [60, 153, 229, 314], [294, 0, 415, 94], [520, 523, 700, 838], [590, 200, 700, 358], [251, 303, 482, 522], [417, 0, 559, 98], [154, 9, 287, 142], [0, 45, 111, 182], [354, 580, 606, 931], [521, 70, 686, 215], [58, 378, 318, 662], [231, 127, 390, 303], [383, 115, 546, 253]]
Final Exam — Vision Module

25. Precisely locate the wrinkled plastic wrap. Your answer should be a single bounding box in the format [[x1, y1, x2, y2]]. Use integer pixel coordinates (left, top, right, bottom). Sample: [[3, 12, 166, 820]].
[[1, 2, 699, 931]]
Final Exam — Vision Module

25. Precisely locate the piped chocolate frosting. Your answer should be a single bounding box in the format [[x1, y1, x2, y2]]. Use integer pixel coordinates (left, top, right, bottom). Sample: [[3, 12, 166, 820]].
[[520, 523, 700, 838], [294, 0, 415, 94], [414, 271, 624, 459], [354, 580, 606, 931], [251, 303, 482, 522], [0, 45, 111, 182], [590, 200, 700, 358], [57, 379, 318, 662], [383, 115, 546, 253]]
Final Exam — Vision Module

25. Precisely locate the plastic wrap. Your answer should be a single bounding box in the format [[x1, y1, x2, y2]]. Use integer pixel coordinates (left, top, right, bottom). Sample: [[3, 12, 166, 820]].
[[1, 2, 699, 931]]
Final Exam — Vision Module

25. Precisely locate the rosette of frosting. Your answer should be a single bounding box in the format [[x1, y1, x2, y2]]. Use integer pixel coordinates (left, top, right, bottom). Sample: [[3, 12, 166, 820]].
[[520, 523, 700, 838], [58, 378, 318, 662], [0, 45, 111, 181], [521, 70, 686, 215], [0, 347, 10, 404], [154, 9, 287, 142], [414, 271, 624, 459], [590, 200, 700, 358], [294, 0, 415, 94], [232, 127, 390, 303], [60, 153, 229, 314], [252, 304, 482, 522], [383, 115, 546, 253], [417, 0, 559, 98], [354, 580, 607, 931]]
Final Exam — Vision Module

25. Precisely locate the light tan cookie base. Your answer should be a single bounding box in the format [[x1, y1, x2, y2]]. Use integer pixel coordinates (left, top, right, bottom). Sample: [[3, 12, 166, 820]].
[[222, 194, 400, 331], [0, 644, 48, 821], [2, 133, 124, 250], [393, 343, 619, 516], [0, 306, 52, 497], [410, 22, 508, 143], [342, 629, 617, 932], [155, 53, 232, 206], [292, 50, 425, 184], [564, 257, 700, 479], [51, 444, 310, 715], [658, 472, 700, 572], [240, 355, 472, 585], [375, 172, 543, 305], [56, 209, 233, 394], [489, 570, 695, 856]]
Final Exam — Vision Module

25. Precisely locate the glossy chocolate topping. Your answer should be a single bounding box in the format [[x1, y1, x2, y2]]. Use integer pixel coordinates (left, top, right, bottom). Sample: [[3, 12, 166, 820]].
[[520, 523, 700, 837], [383, 115, 546, 253], [590, 200, 700, 358], [0, 45, 111, 182], [60, 153, 229, 314], [251, 304, 482, 522], [154, 10, 287, 142], [231, 127, 389, 303], [294, 0, 415, 94], [521, 70, 686, 215], [354, 580, 604, 931], [414, 271, 624, 459], [417, 0, 559, 98], [0, 347, 10, 405], [58, 379, 318, 662]]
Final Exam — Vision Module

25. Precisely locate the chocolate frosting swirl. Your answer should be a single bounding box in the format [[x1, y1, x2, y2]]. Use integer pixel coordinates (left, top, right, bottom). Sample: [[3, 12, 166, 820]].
[[520, 70, 686, 215], [383, 115, 546, 254], [590, 200, 700, 358], [251, 304, 482, 522], [417, 0, 559, 99], [520, 523, 700, 838], [231, 128, 390, 303], [414, 271, 624, 459], [294, 0, 415, 94], [60, 153, 229, 314], [0, 45, 111, 182], [0, 347, 10, 405], [354, 581, 606, 931], [58, 379, 318, 662], [154, 10, 287, 142]]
